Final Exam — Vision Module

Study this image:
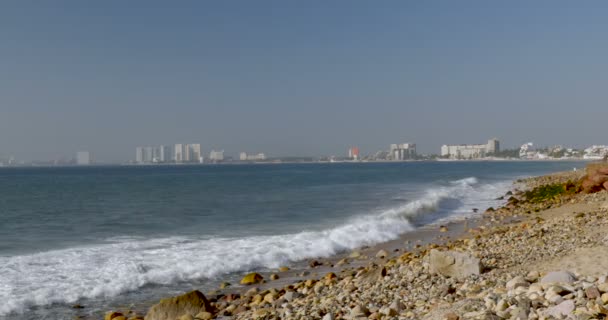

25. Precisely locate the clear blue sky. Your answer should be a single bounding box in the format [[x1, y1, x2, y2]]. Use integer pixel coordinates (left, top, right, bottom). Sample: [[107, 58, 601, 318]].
[[1, 1, 607, 162]]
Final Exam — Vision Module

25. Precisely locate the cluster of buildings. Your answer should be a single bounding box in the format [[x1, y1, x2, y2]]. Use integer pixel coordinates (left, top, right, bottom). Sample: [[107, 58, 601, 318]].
[[134, 144, 267, 164], [239, 152, 266, 161], [583, 145, 608, 160], [390, 143, 417, 160], [135, 144, 202, 164], [4, 137, 607, 167], [346, 139, 604, 162], [348, 143, 417, 161], [209, 150, 225, 162], [518, 143, 588, 160], [0, 156, 16, 167], [440, 139, 500, 159]]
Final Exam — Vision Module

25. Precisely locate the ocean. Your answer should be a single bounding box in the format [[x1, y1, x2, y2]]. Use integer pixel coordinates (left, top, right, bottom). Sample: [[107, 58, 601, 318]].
[[0, 161, 585, 319]]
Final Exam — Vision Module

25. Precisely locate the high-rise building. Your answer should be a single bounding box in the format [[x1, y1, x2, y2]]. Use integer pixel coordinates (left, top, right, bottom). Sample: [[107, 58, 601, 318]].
[[390, 143, 416, 160], [143, 147, 154, 163], [188, 144, 202, 163], [135, 147, 144, 163], [76, 151, 91, 165], [487, 138, 500, 154], [441, 138, 500, 159], [174, 144, 184, 162], [209, 150, 224, 162], [176, 144, 203, 163], [159, 145, 172, 162], [348, 147, 360, 160], [240, 152, 266, 161]]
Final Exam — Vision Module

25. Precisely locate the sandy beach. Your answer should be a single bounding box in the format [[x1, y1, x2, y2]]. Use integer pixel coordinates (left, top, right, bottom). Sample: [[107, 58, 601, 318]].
[[101, 164, 608, 320]]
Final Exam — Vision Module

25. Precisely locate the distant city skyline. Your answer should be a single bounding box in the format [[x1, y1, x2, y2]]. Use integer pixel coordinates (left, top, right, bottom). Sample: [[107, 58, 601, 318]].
[[0, 137, 601, 164], [1, 2, 608, 162]]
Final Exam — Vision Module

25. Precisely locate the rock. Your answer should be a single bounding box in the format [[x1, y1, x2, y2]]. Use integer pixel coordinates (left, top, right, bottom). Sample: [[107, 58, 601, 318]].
[[309, 260, 322, 268], [544, 300, 575, 318], [375, 249, 388, 259], [219, 282, 230, 289], [250, 294, 263, 305], [269, 273, 279, 280], [598, 282, 608, 292], [379, 306, 397, 316], [322, 313, 334, 320], [145, 290, 212, 320], [240, 272, 263, 285], [179, 314, 194, 320], [506, 275, 529, 290], [428, 249, 481, 279], [337, 258, 349, 265], [244, 287, 259, 296], [263, 292, 275, 304], [585, 287, 600, 299], [72, 304, 84, 309], [349, 305, 370, 317], [253, 309, 270, 318], [389, 300, 404, 313], [601, 293, 608, 304], [349, 251, 361, 258], [439, 225, 448, 232], [525, 270, 540, 282], [581, 163, 608, 193], [105, 312, 124, 320], [283, 291, 302, 302], [324, 272, 337, 281], [444, 312, 459, 320], [540, 271, 576, 284], [195, 311, 213, 320], [278, 266, 290, 272]]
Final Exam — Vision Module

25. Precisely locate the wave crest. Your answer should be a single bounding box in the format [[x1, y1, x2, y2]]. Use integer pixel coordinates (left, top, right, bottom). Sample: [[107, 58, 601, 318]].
[[0, 176, 507, 316]]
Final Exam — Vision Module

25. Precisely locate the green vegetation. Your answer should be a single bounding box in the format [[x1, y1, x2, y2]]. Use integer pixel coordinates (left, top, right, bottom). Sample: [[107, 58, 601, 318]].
[[493, 149, 520, 158], [523, 181, 578, 203]]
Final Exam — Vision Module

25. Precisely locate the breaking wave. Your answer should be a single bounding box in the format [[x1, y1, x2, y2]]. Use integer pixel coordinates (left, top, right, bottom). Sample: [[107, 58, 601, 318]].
[[0, 176, 507, 316]]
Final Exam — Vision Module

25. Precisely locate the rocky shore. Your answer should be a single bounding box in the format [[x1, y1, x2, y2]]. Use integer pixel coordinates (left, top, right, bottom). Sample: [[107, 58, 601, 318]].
[[104, 163, 608, 320]]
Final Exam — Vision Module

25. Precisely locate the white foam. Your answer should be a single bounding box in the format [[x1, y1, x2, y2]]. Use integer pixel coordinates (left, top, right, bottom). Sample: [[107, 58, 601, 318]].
[[0, 176, 507, 315]]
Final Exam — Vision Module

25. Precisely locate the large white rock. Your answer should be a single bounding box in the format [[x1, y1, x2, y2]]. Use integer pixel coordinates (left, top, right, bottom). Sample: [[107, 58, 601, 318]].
[[428, 249, 481, 279], [540, 271, 576, 284], [544, 300, 575, 318]]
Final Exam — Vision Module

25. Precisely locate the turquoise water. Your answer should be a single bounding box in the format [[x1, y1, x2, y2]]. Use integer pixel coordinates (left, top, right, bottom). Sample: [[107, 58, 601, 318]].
[[0, 161, 584, 318]]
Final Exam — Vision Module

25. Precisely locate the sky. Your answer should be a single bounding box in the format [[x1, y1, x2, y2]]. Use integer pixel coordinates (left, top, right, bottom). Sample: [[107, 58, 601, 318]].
[[1, 1, 607, 162]]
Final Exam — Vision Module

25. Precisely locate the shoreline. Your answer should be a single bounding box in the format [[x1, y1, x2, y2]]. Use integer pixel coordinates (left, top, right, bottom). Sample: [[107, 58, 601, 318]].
[[0, 158, 594, 169], [11, 164, 608, 320], [87, 199, 499, 320], [99, 165, 608, 320]]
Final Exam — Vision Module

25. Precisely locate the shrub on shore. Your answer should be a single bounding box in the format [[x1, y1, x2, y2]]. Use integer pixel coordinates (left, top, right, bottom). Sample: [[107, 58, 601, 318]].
[[523, 181, 578, 203]]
